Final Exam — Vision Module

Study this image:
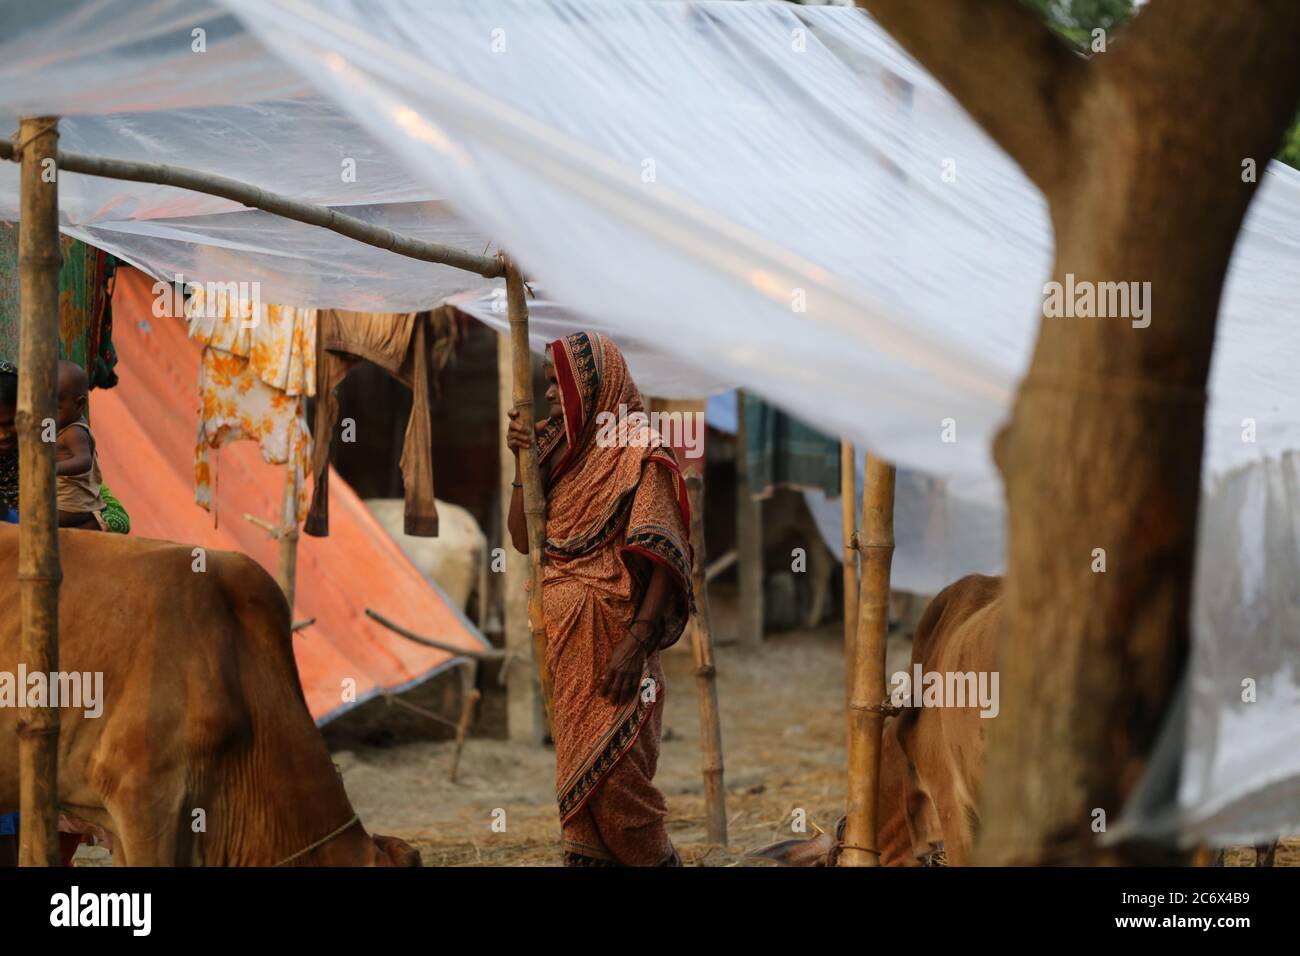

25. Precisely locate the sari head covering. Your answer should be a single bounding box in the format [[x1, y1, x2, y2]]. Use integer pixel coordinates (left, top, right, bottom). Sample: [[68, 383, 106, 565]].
[[536, 331, 693, 865], [537, 330, 693, 642]]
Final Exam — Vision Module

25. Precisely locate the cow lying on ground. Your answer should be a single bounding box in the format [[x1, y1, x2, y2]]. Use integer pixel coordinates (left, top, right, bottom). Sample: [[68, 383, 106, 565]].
[[0, 525, 419, 866], [754, 574, 1001, 866], [755, 574, 1285, 867]]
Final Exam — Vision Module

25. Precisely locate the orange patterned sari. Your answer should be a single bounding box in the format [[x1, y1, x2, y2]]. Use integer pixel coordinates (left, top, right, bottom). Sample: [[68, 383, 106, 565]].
[[536, 332, 693, 867]]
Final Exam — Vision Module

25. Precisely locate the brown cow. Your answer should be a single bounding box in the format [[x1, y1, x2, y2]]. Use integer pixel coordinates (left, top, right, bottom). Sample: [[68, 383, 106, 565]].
[[0, 524, 419, 866], [753, 574, 1001, 867]]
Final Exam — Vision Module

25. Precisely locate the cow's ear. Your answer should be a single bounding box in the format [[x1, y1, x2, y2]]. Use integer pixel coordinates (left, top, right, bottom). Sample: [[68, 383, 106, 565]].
[[747, 834, 834, 868]]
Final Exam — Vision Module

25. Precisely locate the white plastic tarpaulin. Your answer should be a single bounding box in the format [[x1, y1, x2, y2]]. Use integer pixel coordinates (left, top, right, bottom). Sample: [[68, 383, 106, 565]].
[[1, 0, 1298, 845]]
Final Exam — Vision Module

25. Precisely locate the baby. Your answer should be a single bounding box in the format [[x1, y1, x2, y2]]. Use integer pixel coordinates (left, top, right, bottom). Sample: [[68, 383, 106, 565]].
[[55, 360, 107, 530]]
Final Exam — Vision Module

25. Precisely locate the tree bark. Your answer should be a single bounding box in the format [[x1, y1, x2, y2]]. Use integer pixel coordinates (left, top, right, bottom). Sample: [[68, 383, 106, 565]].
[[856, 0, 1300, 863]]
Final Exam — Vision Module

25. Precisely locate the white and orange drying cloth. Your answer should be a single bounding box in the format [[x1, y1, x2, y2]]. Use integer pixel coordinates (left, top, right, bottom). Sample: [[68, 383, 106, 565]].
[[187, 285, 316, 524]]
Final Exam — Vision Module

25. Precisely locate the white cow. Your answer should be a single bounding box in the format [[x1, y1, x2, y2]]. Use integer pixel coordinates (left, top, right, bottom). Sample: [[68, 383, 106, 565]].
[[364, 498, 487, 626]]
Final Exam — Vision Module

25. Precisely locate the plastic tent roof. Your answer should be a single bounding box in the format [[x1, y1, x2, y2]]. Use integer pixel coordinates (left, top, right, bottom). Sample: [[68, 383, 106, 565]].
[[2, 0, 1298, 843]]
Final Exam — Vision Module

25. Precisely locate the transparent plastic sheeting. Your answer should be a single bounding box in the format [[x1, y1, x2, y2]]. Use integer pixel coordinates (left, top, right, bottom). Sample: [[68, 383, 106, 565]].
[[0, 0, 1297, 844], [447, 287, 735, 401], [0, 1, 495, 309], [695, 389, 1006, 597]]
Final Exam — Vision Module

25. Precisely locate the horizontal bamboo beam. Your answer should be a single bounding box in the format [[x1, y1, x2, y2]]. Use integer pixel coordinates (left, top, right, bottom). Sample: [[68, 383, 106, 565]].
[[365, 607, 508, 662], [705, 548, 737, 581], [0, 139, 503, 279]]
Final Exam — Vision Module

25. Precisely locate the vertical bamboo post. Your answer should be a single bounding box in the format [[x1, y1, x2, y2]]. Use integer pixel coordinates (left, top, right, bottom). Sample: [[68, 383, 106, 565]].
[[685, 471, 727, 845], [16, 116, 62, 868], [735, 390, 763, 646], [277, 463, 300, 613], [839, 452, 896, 867], [505, 260, 553, 727], [499, 333, 544, 743], [840, 441, 858, 709]]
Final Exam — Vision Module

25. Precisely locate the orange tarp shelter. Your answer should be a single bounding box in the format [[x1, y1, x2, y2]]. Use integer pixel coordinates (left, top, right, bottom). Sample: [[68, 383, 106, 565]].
[[93, 266, 488, 723]]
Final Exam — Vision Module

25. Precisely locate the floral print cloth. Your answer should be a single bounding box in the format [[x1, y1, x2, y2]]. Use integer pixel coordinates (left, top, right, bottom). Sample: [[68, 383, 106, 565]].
[[187, 286, 316, 524]]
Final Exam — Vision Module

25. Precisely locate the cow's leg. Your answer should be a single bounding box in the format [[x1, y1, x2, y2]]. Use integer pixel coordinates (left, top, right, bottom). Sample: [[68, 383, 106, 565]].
[[100, 780, 189, 866], [1255, 841, 1277, 867]]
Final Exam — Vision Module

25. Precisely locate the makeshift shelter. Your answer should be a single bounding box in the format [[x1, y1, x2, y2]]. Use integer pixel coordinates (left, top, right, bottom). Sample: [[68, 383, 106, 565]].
[[2, 0, 1299, 845], [96, 266, 489, 723]]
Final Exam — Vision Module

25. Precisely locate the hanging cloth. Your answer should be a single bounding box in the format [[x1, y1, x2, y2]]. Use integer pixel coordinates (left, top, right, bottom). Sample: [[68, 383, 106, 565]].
[[187, 285, 316, 523], [305, 308, 436, 537]]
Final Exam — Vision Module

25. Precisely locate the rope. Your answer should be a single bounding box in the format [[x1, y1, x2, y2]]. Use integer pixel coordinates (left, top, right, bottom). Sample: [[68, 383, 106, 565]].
[[273, 814, 359, 866], [9, 120, 60, 159], [835, 842, 880, 855], [830, 841, 880, 866]]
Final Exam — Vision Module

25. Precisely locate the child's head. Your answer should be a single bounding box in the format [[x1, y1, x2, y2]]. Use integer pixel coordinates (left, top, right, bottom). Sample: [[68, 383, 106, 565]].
[[0, 366, 15, 455], [56, 360, 89, 430]]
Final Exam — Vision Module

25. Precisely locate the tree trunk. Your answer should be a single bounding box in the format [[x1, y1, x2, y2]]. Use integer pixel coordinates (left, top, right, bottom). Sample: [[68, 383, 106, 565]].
[[857, 0, 1300, 863]]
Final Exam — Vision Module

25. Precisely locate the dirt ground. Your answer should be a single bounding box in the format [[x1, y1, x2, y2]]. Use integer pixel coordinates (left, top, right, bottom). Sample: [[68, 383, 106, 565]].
[[329, 619, 1299, 868], [70, 610, 1297, 868], [335, 621, 861, 866]]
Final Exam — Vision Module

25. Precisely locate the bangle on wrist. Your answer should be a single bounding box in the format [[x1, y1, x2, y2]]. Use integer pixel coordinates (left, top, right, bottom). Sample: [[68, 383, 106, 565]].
[[630, 618, 659, 649]]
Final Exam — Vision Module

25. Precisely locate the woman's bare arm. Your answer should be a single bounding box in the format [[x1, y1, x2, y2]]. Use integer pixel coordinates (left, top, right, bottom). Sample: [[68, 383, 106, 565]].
[[631, 563, 675, 646], [505, 411, 561, 554], [507, 457, 528, 554], [505, 410, 532, 553], [601, 562, 678, 704]]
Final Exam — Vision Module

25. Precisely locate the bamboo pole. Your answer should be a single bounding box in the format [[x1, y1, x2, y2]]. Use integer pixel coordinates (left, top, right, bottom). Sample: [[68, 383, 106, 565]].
[[277, 464, 300, 613], [15, 116, 63, 868], [505, 260, 554, 728], [0, 140, 501, 279], [449, 663, 482, 783], [498, 332, 544, 743], [365, 608, 509, 662], [841, 441, 858, 709], [734, 390, 763, 646], [839, 452, 896, 868], [685, 472, 728, 845]]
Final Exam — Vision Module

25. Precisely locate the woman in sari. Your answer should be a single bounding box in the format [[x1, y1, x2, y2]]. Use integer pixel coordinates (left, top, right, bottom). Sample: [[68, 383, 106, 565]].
[[507, 331, 693, 867]]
